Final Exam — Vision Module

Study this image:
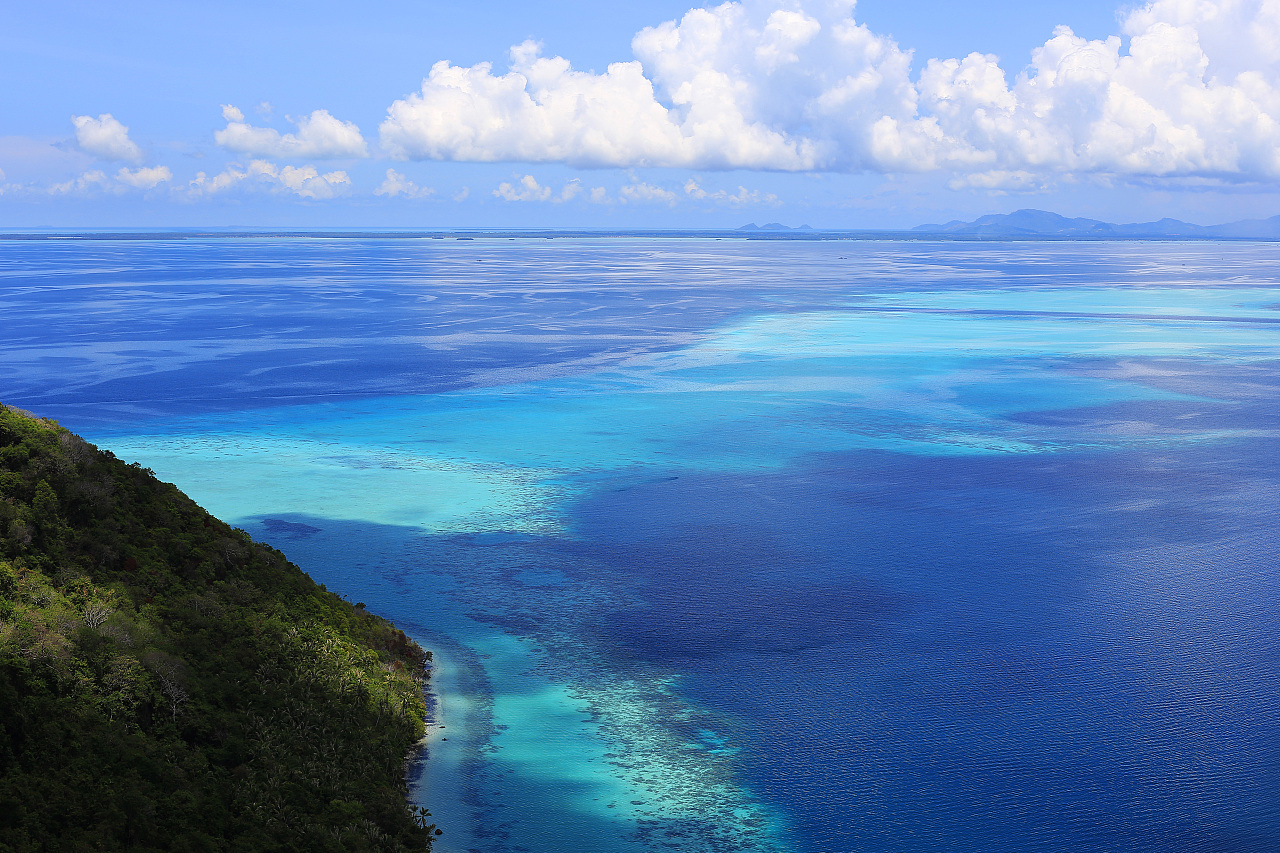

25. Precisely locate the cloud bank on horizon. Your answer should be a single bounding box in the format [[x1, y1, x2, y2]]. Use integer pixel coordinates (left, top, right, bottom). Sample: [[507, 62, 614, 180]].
[[7, 0, 1280, 212]]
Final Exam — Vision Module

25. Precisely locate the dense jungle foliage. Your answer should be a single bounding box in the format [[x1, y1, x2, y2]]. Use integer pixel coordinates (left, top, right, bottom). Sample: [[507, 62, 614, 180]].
[[0, 403, 438, 852]]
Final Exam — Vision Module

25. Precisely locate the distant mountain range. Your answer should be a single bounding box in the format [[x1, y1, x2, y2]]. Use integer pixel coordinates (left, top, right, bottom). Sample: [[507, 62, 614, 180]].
[[911, 208, 1280, 239]]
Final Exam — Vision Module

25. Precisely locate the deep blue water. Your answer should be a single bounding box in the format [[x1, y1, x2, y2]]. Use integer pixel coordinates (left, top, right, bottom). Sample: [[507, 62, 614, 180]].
[[2, 238, 1278, 852]]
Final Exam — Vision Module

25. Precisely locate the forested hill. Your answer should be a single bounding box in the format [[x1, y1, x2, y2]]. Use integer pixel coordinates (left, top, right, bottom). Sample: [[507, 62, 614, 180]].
[[0, 403, 438, 852]]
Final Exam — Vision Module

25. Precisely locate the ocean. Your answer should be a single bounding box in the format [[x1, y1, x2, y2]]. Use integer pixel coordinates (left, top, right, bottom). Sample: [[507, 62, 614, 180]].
[[3, 236, 1278, 852]]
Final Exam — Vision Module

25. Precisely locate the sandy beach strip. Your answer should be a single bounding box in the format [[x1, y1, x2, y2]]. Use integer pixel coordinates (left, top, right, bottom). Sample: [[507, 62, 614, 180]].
[[410, 643, 480, 853]]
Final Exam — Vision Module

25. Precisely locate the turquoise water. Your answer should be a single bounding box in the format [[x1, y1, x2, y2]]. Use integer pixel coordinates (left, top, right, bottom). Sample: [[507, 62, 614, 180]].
[[3, 238, 1279, 851]]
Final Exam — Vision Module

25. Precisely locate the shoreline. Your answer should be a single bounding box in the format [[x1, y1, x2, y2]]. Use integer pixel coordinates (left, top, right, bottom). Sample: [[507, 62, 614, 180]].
[[410, 643, 478, 853]]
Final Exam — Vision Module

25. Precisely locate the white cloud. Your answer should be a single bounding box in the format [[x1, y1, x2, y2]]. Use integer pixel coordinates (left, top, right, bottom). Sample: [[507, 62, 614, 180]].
[[620, 181, 678, 204], [50, 170, 112, 195], [116, 165, 172, 189], [187, 163, 250, 195], [377, 0, 1280, 184], [946, 170, 1043, 192], [684, 178, 780, 205], [375, 168, 435, 198], [71, 114, 144, 163], [215, 108, 368, 159], [494, 174, 552, 201], [559, 178, 584, 201], [913, 1, 1280, 182], [491, 174, 586, 202], [45, 164, 172, 195], [274, 163, 350, 198], [380, 23, 827, 170], [453, 187, 471, 201], [491, 175, 776, 206], [188, 159, 351, 199]]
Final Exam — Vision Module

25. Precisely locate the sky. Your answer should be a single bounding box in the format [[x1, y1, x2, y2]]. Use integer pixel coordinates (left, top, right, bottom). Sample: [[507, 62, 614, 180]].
[[5, 0, 1280, 229]]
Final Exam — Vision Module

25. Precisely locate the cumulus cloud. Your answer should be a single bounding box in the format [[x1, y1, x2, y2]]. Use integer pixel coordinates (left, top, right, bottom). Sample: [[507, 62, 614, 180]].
[[914, 0, 1280, 183], [50, 171, 112, 195], [116, 165, 173, 189], [46, 165, 172, 195], [492, 174, 584, 202], [376, 168, 435, 198], [270, 163, 351, 198], [188, 160, 351, 199], [377, 0, 1280, 185], [620, 181, 678, 204], [215, 108, 368, 159], [560, 179, 585, 201], [71, 114, 144, 163], [494, 174, 552, 201], [946, 170, 1043, 192], [380, 23, 826, 170], [187, 163, 250, 196], [684, 178, 780, 205]]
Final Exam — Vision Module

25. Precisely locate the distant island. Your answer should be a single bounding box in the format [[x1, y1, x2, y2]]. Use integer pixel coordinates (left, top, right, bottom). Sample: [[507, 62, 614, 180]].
[[737, 222, 814, 231], [910, 208, 1280, 239], [0, 403, 439, 851]]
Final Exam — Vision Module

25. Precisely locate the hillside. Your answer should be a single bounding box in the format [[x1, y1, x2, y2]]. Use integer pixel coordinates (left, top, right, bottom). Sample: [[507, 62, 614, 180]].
[[0, 403, 438, 852]]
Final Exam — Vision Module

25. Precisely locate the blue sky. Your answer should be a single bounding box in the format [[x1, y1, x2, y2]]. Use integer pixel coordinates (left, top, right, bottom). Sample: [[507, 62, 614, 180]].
[[4, 0, 1280, 229]]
